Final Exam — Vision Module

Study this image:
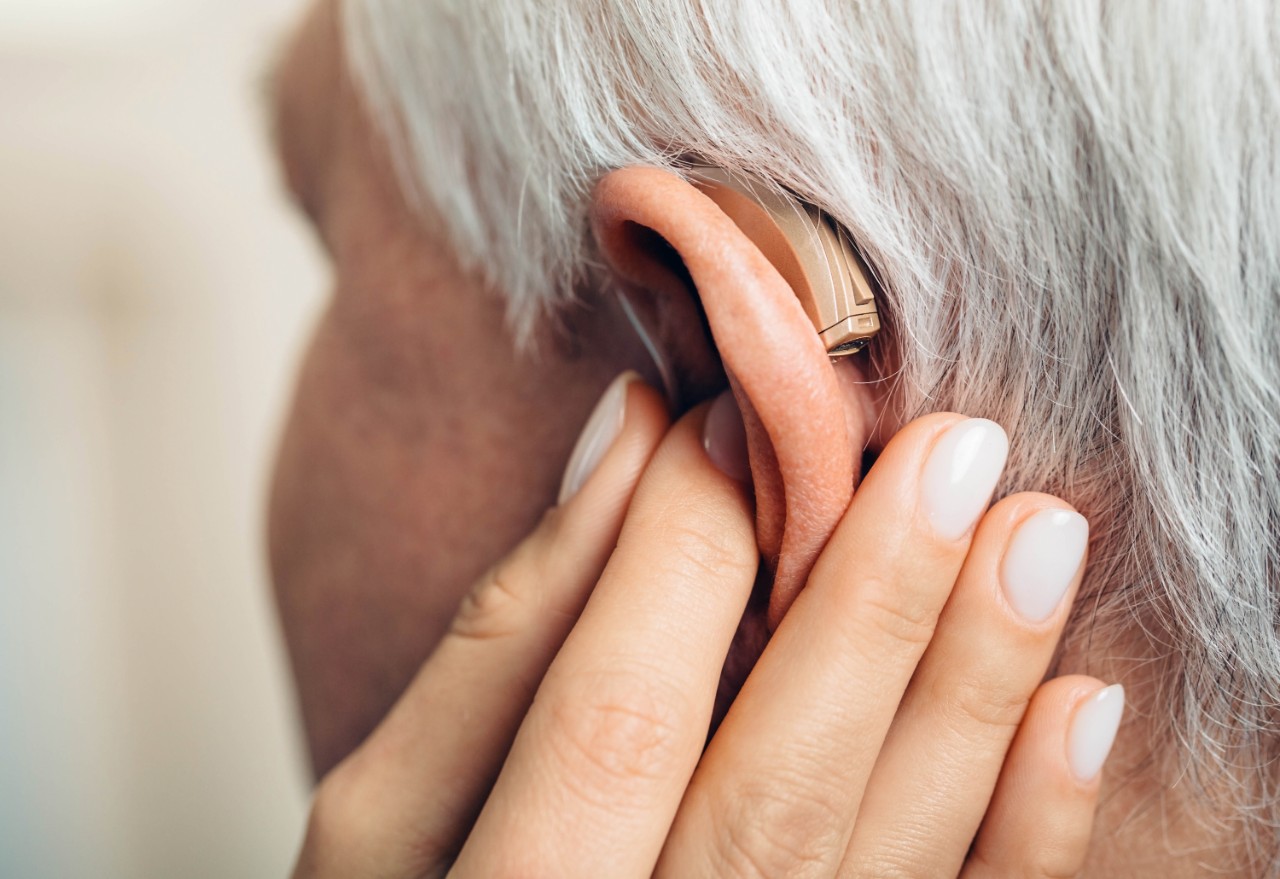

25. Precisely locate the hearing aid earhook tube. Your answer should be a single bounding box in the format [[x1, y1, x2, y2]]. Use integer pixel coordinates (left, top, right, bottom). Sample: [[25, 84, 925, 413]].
[[616, 287, 681, 412]]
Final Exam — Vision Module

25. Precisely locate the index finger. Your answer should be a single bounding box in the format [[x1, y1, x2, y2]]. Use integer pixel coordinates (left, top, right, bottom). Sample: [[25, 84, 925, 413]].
[[450, 392, 759, 879]]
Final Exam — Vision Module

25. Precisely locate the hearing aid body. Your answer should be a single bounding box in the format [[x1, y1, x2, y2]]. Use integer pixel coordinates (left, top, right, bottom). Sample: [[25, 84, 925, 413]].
[[685, 165, 881, 356]]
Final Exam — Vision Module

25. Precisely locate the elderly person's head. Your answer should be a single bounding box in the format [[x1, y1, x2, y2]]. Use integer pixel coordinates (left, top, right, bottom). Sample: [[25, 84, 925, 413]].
[[266, 1, 1279, 874]]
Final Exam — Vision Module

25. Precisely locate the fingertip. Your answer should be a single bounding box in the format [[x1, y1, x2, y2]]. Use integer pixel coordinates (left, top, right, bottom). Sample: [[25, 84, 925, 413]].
[[557, 371, 639, 506], [1030, 673, 1110, 710], [854, 410, 968, 505], [1026, 674, 1120, 787], [614, 392, 758, 579], [543, 373, 672, 578], [964, 675, 1118, 878], [702, 389, 752, 484], [557, 371, 669, 512], [632, 389, 754, 504], [1066, 682, 1125, 785], [623, 368, 675, 432]]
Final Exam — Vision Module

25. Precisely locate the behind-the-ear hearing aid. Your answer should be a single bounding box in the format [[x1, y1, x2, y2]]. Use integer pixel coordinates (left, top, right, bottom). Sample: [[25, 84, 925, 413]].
[[686, 164, 881, 356]]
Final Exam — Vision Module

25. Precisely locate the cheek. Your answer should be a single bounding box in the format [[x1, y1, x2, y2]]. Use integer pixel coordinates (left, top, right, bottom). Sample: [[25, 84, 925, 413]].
[[267, 297, 613, 776]]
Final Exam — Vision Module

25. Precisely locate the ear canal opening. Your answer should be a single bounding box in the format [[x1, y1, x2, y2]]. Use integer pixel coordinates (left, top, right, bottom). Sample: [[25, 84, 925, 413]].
[[615, 221, 729, 411], [619, 222, 696, 298]]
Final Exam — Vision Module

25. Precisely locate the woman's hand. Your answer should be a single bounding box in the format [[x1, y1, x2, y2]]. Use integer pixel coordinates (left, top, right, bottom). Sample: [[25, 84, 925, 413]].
[[292, 371, 1124, 878]]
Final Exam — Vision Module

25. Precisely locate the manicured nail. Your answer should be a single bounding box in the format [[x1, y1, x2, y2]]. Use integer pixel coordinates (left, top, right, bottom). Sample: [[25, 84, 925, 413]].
[[703, 389, 751, 482], [1067, 684, 1125, 782], [558, 371, 641, 504], [1000, 508, 1089, 622], [920, 418, 1009, 540]]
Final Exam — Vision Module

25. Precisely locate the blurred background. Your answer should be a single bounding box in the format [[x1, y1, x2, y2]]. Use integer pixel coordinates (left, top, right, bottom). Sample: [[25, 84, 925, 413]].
[[0, 0, 323, 875]]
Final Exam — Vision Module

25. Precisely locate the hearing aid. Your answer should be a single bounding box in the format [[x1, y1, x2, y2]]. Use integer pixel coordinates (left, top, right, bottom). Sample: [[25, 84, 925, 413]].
[[616, 286, 682, 410], [685, 165, 882, 356]]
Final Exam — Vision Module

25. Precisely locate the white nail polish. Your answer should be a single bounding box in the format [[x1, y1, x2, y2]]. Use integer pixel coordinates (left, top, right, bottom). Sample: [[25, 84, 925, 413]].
[[1067, 684, 1125, 782], [920, 419, 1009, 540], [558, 372, 637, 504], [1000, 509, 1089, 622]]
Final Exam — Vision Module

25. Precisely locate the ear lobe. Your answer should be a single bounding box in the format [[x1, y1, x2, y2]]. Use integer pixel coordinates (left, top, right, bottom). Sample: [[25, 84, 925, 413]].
[[590, 165, 873, 628]]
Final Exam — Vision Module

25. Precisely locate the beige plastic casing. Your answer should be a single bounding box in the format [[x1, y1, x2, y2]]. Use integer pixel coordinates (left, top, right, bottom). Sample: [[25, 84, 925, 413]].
[[686, 165, 881, 355]]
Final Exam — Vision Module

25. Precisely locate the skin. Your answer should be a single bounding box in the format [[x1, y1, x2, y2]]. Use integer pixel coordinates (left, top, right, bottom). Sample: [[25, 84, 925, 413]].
[[267, 0, 659, 777], [266, 1, 1250, 875]]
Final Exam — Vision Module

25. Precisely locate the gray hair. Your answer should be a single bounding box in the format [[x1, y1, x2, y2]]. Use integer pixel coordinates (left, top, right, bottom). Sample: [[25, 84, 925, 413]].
[[343, 0, 1280, 866]]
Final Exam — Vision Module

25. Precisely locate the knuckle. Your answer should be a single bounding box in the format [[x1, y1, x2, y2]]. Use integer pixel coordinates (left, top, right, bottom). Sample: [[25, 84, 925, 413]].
[[307, 765, 365, 847], [450, 561, 531, 642], [853, 575, 939, 652], [302, 763, 398, 875], [1026, 812, 1093, 878], [450, 506, 568, 643], [653, 514, 755, 582], [936, 673, 1029, 738], [711, 772, 845, 878], [544, 667, 690, 804], [1034, 838, 1090, 878], [846, 848, 928, 879], [968, 841, 1084, 879], [962, 845, 1001, 877]]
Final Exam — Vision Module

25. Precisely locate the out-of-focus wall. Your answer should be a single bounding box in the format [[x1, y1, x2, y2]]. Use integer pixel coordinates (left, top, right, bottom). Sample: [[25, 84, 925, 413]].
[[0, 1, 322, 875]]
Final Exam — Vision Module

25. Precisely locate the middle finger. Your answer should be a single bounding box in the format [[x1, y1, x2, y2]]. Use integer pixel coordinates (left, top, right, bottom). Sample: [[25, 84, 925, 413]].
[[840, 494, 1089, 878]]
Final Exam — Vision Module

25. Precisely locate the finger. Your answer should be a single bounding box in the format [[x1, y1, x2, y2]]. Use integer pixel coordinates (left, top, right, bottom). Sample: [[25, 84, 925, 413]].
[[293, 371, 669, 878], [841, 495, 1089, 877], [656, 414, 1009, 878], [960, 676, 1125, 879], [451, 390, 760, 879]]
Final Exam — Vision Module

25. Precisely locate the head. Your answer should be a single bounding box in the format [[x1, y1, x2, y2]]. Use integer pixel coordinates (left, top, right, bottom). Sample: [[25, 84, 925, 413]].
[[266, 0, 1280, 873]]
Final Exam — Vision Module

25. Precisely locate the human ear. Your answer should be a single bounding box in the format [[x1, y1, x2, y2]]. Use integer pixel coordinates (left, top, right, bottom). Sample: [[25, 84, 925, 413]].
[[590, 165, 882, 627]]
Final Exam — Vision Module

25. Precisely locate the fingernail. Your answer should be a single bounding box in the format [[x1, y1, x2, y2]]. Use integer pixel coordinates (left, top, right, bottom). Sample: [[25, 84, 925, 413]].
[[703, 389, 751, 482], [1000, 508, 1089, 622], [920, 418, 1009, 540], [558, 371, 640, 504], [1067, 684, 1125, 783]]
